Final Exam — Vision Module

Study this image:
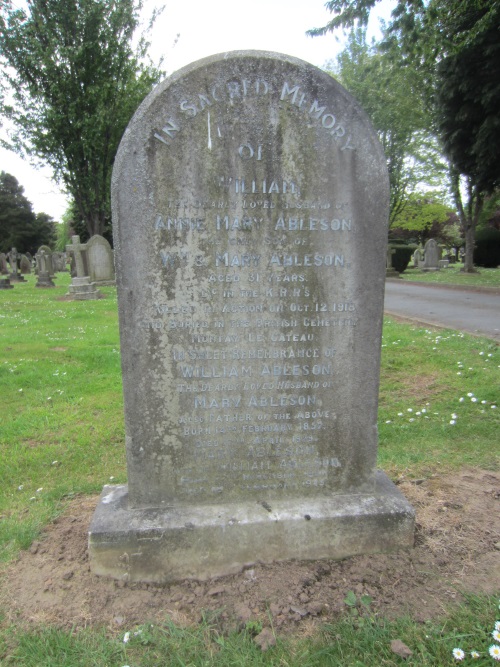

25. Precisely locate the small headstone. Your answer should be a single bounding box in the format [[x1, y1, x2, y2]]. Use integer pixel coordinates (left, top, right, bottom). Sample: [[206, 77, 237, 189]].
[[89, 51, 414, 583], [66, 236, 102, 300], [85, 235, 115, 285], [51, 252, 67, 272], [7, 248, 26, 282], [386, 247, 399, 277], [423, 239, 440, 271], [413, 248, 422, 268], [0, 253, 8, 274], [20, 254, 32, 274], [35, 250, 56, 288], [0, 278, 14, 289], [36, 245, 56, 277]]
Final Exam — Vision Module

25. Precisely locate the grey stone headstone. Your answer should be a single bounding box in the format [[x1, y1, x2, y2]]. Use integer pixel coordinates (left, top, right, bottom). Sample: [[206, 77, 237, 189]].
[[89, 51, 414, 583], [85, 235, 115, 285], [66, 235, 102, 300], [0, 253, 8, 274], [36, 245, 55, 277], [413, 248, 422, 268], [35, 249, 56, 288], [20, 254, 31, 274], [423, 238, 440, 271]]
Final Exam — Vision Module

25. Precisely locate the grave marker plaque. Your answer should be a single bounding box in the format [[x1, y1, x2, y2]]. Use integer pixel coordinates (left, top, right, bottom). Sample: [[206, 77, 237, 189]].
[[89, 52, 414, 583]]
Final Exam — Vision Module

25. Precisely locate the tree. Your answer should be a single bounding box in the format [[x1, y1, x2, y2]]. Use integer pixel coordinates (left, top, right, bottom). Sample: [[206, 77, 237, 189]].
[[0, 0, 163, 238], [0, 171, 55, 253], [308, 0, 500, 272], [329, 28, 447, 225], [389, 192, 460, 247]]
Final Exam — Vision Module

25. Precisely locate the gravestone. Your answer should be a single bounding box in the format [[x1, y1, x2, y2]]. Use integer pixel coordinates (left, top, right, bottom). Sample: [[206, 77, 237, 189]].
[[89, 51, 414, 583], [36, 245, 55, 277], [386, 247, 399, 277], [20, 254, 31, 274], [35, 249, 56, 288], [7, 248, 26, 282], [423, 238, 440, 271], [0, 253, 8, 274], [413, 248, 422, 268], [66, 236, 102, 300], [0, 278, 14, 289], [85, 235, 115, 285], [52, 251, 67, 272]]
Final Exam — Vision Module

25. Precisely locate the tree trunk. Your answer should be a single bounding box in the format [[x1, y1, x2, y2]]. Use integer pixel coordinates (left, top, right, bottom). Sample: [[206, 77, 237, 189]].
[[450, 171, 482, 273]]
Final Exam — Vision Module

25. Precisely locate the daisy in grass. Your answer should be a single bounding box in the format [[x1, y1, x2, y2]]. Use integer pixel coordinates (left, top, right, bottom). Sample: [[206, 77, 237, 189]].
[[470, 651, 480, 659], [495, 621, 500, 631], [490, 645, 500, 660], [452, 648, 465, 660], [493, 630, 500, 642]]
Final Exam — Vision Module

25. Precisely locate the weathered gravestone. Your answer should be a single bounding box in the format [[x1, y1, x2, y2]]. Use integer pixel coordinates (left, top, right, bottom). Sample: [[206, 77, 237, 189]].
[[20, 254, 32, 274], [413, 248, 422, 268], [36, 245, 55, 277], [7, 248, 26, 282], [0, 253, 8, 275], [423, 238, 440, 271], [85, 235, 115, 285], [386, 247, 399, 277], [52, 251, 67, 272], [66, 236, 102, 300], [35, 249, 55, 288], [89, 51, 415, 583]]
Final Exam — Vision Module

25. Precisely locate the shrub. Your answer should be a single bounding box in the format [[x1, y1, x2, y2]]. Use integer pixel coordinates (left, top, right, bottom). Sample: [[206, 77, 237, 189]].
[[390, 244, 418, 273], [474, 227, 500, 268]]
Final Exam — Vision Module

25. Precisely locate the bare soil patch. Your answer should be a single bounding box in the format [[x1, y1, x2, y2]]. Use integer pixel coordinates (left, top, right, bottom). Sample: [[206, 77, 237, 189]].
[[2, 468, 499, 635]]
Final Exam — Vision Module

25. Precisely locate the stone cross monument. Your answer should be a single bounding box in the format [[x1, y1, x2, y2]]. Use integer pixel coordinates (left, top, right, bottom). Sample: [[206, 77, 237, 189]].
[[65, 235, 101, 300]]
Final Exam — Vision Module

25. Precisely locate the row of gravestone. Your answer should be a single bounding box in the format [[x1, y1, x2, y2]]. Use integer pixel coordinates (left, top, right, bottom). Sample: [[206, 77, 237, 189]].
[[0, 235, 115, 293]]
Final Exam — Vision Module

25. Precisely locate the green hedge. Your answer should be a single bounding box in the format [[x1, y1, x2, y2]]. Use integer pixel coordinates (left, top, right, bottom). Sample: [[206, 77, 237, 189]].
[[474, 227, 500, 268], [390, 244, 418, 273]]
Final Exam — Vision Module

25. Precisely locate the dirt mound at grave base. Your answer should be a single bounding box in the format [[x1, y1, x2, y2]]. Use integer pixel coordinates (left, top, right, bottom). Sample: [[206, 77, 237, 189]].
[[2, 467, 499, 634]]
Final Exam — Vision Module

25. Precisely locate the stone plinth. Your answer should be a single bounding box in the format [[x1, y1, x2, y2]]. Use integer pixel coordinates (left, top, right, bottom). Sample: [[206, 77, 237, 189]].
[[90, 471, 414, 583], [67, 276, 101, 300]]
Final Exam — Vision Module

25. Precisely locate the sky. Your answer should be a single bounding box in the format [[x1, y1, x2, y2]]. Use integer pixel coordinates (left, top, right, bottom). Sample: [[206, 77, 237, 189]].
[[0, 0, 393, 222]]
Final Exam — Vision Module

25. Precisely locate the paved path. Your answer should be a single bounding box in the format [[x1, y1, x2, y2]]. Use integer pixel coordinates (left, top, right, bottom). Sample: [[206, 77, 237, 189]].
[[384, 281, 500, 341]]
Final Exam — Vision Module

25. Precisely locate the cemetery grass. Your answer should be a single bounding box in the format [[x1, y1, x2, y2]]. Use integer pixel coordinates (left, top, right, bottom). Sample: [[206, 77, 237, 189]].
[[0, 275, 499, 666], [400, 265, 500, 289]]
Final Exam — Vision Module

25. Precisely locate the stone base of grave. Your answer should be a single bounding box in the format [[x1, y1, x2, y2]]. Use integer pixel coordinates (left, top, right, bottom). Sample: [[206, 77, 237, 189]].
[[386, 268, 400, 278], [88, 471, 415, 584], [36, 273, 56, 288], [0, 279, 14, 289], [67, 276, 101, 300], [9, 273, 26, 282]]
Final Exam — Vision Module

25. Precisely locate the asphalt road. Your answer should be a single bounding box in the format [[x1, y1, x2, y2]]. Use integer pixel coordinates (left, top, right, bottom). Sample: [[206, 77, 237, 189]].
[[384, 281, 500, 341]]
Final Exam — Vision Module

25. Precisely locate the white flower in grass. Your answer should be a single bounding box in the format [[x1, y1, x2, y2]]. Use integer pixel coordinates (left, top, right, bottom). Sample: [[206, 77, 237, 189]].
[[422, 408, 427, 413], [416, 411, 421, 416], [471, 397, 477, 403], [18, 388, 23, 392], [481, 400, 487, 404], [479, 351, 484, 356], [495, 621, 500, 631], [467, 392, 474, 397], [451, 413, 457, 419], [407, 408, 413, 412], [36, 487, 43, 493], [457, 372, 462, 375], [18, 485, 23, 491], [492, 405, 497, 409], [385, 420, 391, 424], [450, 420, 456, 425], [452, 648, 465, 660], [459, 397, 465, 402], [123, 631, 130, 643], [493, 630, 500, 642], [409, 418, 415, 422], [471, 650, 480, 658], [489, 645, 500, 660]]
